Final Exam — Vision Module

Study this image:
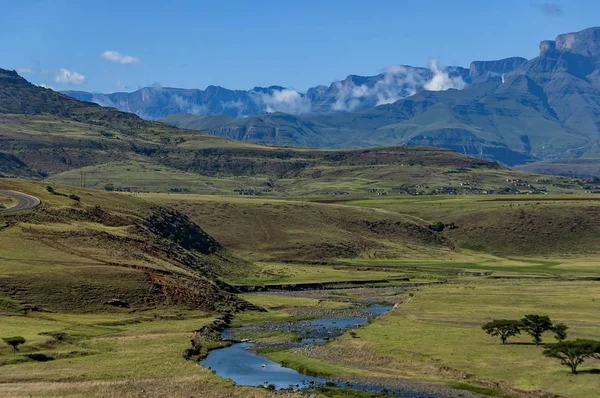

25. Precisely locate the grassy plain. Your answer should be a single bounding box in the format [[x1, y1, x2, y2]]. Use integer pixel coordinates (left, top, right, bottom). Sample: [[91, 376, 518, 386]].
[[0, 310, 299, 397], [147, 193, 598, 397], [257, 279, 600, 398], [2, 179, 600, 397]]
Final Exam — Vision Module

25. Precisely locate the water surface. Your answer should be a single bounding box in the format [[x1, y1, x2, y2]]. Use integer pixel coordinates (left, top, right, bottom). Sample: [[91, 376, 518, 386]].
[[201, 342, 326, 390], [200, 304, 446, 396]]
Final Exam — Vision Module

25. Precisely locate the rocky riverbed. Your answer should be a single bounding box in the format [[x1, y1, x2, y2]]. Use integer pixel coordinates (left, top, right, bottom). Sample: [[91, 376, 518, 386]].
[[201, 299, 487, 397]]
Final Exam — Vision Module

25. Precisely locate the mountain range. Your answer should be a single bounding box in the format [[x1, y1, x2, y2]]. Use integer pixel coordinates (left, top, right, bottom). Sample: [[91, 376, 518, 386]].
[[64, 61, 475, 119], [2, 65, 572, 198], [63, 27, 600, 170]]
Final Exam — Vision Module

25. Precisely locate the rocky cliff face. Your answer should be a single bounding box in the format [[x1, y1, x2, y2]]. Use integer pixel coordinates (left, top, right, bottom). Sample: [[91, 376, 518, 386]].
[[539, 27, 600, 57], [555, 27, 600, 57], [469, 57, 528, 81], [539, 40, 557, 55]]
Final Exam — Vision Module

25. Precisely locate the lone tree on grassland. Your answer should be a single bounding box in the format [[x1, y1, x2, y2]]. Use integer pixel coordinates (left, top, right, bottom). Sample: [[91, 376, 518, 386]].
[[543, 340, 600, 374], [2, 336, 26, 354], [521, 315, 553, 345], [552, 323, 569, 342], [482, 320, 521, 344]]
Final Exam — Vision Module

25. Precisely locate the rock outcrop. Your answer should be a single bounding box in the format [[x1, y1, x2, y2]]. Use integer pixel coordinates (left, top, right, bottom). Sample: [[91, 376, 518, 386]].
[[540, 26, 600, 57], [556, 26, 600, 57], [469, 57, 528, 81]]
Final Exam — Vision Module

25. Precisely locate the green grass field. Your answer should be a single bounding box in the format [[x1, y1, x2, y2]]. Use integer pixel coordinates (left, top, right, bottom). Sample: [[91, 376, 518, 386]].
[[0, 309, 300, 397], [2, 180, 600, 397], [259, 279, 600, 398]]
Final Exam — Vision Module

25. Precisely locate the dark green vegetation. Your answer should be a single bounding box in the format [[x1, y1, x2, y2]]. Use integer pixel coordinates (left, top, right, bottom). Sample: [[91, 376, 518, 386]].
[[543, 340, 600, 374], [2, 337, 26, 354], [520, 315, 553, 346], [553, 323, 569, 342], [482, 320, 521, 344], [162, 27, 600, 172], [483, 315, 572, 346], [481, 316, 600, 374]]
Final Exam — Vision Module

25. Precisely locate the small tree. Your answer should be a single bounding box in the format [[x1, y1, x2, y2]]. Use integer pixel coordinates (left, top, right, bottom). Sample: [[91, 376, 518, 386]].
[[521, 314, 553, 345], [543, 340, 600, 374], [104, 183, 115, 192], [482, 320, 521, 344], [552, 323, 569, 342], [2, 336, 26, 354]]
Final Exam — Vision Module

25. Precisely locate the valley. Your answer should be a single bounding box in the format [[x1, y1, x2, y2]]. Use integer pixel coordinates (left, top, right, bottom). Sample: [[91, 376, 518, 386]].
[[1, 25, 600, 397], [1, 180, 599, 397]]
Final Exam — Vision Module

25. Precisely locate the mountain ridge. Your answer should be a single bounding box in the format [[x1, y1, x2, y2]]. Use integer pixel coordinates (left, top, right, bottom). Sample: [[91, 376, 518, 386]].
[[161, 26, 600, 168], [63, 60, 509, 119]]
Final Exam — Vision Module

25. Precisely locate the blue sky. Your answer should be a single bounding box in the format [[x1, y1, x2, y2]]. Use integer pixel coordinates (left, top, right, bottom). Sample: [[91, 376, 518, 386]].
[[1, 0, 598, 92]]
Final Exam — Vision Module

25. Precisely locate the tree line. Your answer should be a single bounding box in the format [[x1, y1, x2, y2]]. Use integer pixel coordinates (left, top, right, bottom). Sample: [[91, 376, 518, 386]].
[[482, 315, 600, 374]]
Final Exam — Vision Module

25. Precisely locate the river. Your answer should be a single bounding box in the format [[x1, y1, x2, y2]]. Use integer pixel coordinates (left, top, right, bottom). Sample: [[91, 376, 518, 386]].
[[200, 304, 451, 397]]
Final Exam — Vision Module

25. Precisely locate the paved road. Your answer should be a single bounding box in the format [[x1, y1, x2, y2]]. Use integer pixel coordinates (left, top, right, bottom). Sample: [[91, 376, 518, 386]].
[[0, 190, 41, 215]]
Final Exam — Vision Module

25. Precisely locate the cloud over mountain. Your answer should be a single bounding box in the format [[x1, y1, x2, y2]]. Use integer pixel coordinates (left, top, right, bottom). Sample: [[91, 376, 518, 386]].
[[424, 59, 467, 91], [63, 60, 468, 117], [101, 51, 140, 64], [259, 89, 312, 114], [54, 69, 86, 85]]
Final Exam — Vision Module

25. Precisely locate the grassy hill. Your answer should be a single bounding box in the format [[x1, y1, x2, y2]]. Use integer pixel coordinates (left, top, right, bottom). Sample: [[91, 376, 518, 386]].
[[0, 179, 258, 313], [141, 194, 456, 264]]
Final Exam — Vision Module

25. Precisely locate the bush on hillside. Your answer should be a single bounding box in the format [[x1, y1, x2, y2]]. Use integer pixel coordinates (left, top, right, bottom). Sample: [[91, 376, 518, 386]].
[[482, 320, 521, 344], [543, 339, 600, 374], [521, 315, 553, 345]]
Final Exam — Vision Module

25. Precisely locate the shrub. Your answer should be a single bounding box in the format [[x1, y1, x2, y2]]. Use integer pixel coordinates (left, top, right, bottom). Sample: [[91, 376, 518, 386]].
[[543, 339, 600, 374], [521, 314, 553, 345], [429, 221, 445, 232], [552, 323, 569, 342], [482, 320, 521, 344], [2, 336, 26, 354]]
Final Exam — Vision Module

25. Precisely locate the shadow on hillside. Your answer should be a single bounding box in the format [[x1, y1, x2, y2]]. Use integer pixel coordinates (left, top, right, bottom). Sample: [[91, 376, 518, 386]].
[[507, 342, 539, 346], [578, 369, 600, 375]]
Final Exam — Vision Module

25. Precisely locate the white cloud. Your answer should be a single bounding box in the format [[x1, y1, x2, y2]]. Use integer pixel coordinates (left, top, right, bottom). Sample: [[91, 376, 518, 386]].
[[330, 66, 429, 112], [424, 59, 466, 91], [260, 89, 312, 114], [115, 80, 128, 89], [90, 94, 116, 108], [172, 95, 209, 116], [101, 50, 140, 65], [38, 83, 54, 90], [54, 68, 86, 85], [220, 100, 247, 117], [17, 68, 34, 75]]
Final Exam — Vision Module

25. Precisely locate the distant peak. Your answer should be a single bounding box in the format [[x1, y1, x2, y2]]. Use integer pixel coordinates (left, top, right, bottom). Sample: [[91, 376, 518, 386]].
[[540, 26, 600, 57], [0, 68, 24, 79], [469, 57, 528, 79]]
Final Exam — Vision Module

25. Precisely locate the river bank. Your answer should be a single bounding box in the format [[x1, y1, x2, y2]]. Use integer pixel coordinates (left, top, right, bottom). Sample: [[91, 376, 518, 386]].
[[197, 294, 486, 398]]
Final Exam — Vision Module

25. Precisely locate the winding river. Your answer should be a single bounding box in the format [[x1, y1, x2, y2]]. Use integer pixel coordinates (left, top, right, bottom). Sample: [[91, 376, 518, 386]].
[[200, 304, 449, 397]]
